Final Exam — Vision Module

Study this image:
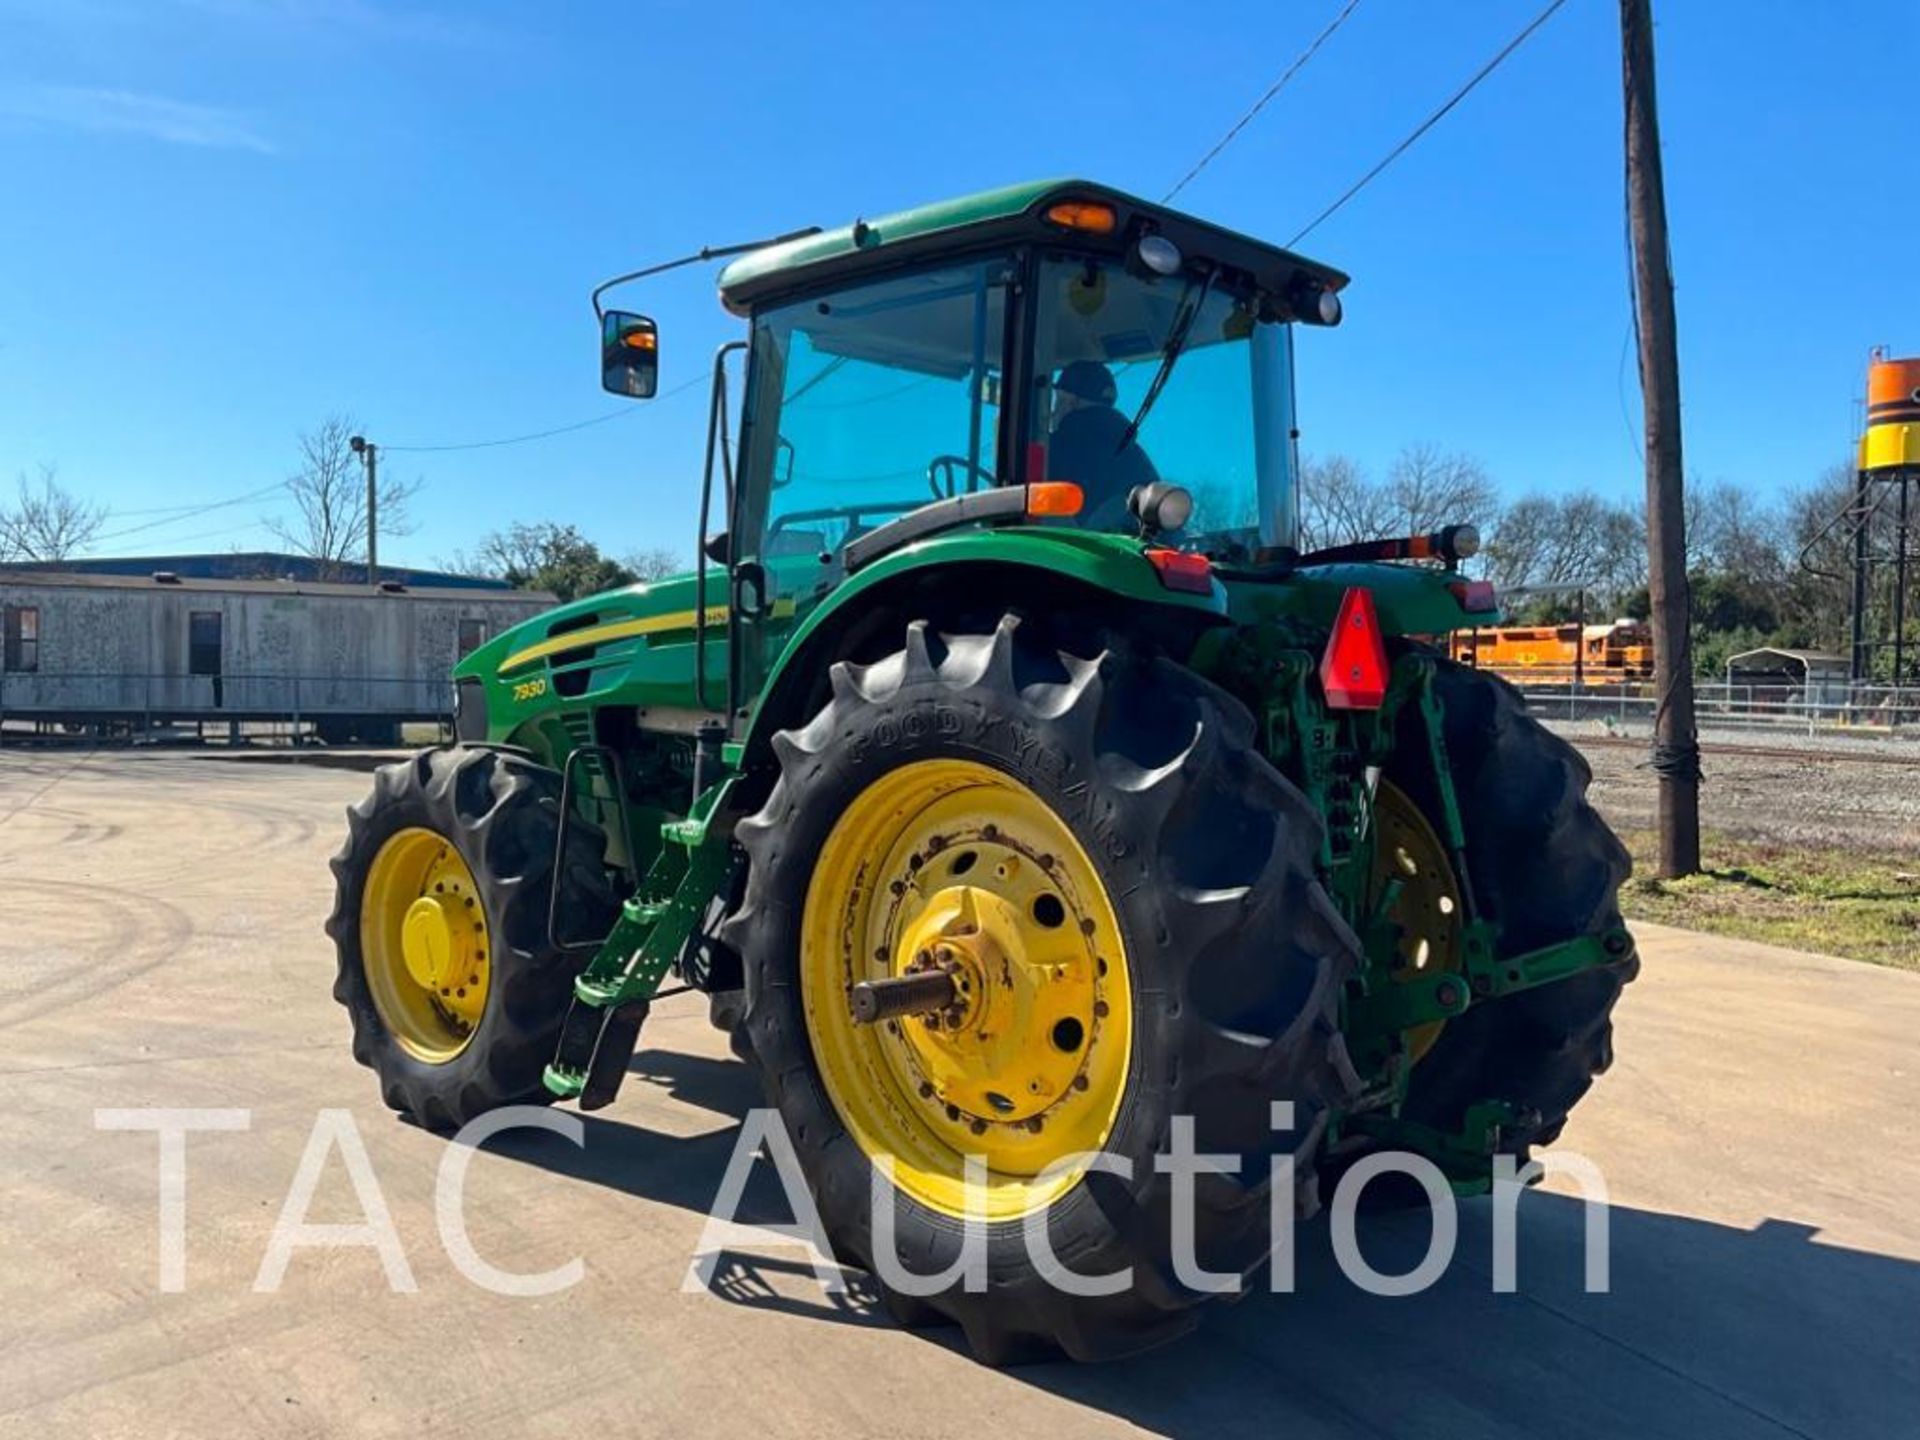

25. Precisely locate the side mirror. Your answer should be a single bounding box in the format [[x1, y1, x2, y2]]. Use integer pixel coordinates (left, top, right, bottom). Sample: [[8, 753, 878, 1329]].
[[601, 311, 658, 398]]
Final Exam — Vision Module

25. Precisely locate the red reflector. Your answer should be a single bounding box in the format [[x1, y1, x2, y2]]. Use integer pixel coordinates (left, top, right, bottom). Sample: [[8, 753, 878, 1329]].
[[1447, 578, 1499, 613], [1145, 547, 1213, 595], [1026, 440, 1049, 481], [1321, 586, 1389, 710]]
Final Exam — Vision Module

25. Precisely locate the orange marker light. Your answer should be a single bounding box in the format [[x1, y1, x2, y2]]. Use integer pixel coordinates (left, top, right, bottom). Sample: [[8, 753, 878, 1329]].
[[1320, 586, 1388, 710], [1025, 481, 1084, 518], [1043, 201, 1118, 235], [620, 330, 657, 351]]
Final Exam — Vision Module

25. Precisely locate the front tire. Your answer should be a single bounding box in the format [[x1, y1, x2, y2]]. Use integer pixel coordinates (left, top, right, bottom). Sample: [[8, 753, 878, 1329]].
[[326, 746, 618, 1130], [721, 616, 1361, 1362]]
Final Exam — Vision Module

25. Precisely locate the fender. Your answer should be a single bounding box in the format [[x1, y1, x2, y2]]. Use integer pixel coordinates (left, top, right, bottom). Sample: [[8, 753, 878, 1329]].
[[741, 525, 1228, 760]]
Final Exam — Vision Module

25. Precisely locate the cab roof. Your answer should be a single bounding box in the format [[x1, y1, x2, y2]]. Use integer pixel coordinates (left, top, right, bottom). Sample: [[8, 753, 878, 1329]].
[[715, 179, 1348, 315]]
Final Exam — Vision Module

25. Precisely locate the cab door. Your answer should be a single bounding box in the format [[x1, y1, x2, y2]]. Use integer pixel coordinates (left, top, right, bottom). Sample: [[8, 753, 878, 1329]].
[[725, 259, 1015, 721]]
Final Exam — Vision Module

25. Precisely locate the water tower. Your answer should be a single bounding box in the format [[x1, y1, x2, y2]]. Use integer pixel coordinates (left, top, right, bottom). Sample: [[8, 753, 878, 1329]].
[[1849, 349, 1920, 681]]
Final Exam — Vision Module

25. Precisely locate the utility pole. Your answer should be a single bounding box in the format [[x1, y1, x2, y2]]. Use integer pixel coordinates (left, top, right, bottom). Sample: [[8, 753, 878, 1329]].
[[1621, 0, 1700, 877], [350, 434, 378, 586]]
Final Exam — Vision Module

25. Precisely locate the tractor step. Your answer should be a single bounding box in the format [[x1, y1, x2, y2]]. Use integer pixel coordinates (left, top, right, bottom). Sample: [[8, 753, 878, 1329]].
[[541, 781, 741, 1105]]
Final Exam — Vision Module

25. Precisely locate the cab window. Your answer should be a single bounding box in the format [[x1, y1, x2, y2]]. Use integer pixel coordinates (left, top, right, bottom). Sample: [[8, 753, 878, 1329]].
[[743, 260, 1012, 570]]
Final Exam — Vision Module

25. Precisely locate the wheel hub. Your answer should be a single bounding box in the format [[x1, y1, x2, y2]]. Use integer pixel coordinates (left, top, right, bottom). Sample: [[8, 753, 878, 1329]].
[[887, 882, 1095, 1127], [800, 758, 1133, 1221], [400, 894, 472, 991], [359, 829, 491, 1061]]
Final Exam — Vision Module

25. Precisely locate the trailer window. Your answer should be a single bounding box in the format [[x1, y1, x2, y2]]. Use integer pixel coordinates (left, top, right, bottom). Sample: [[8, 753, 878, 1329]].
[[457, 617, 487, 656], [189, 611, 222, 676], [3, 605, 38, 672]]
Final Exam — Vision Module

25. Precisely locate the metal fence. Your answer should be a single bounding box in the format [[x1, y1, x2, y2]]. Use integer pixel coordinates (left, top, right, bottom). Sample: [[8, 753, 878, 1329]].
[[0, 671, 454, 738], [1512, 678, 1920, 737]]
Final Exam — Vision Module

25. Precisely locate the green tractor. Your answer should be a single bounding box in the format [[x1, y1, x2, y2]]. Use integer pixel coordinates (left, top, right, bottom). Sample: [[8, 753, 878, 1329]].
[[328, 180, 1634, 1361]]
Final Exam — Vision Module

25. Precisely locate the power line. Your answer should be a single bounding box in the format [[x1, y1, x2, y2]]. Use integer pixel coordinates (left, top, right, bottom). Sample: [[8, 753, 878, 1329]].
[[108, 486, 283, 518], [105, 518, 278, 551], [93, 481, 289, 544], [1163, 0, 1364, 204], [1286, 0, 1568, 248], [383, 373, 706, 454], [84, 373, 708, 547]]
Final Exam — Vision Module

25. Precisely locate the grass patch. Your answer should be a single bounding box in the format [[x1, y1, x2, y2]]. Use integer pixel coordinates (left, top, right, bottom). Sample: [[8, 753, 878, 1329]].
[[1618, 829, 1920, 971]]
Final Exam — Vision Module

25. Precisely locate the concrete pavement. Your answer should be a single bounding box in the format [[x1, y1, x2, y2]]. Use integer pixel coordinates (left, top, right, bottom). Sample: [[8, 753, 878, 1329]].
[[0, 749, 1914, 1439]]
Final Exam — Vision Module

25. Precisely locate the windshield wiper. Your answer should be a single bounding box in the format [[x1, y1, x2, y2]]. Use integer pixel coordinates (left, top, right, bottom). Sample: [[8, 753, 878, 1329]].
[[1116, 268, 1215, 454]]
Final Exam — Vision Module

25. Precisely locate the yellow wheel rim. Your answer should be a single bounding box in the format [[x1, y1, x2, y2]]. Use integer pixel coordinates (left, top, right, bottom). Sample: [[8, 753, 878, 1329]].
[[1369, 782, 1465, 1064], [360, 827, 491, 1063], [801, 759, 1133, 1222]]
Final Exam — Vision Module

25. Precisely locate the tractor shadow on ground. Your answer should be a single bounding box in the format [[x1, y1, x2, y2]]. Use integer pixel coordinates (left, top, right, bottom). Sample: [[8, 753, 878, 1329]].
[[486, 1047, 1919, 1440], [482, 1041, 897, 1330], [480, 1045, 774, 1222], [1014, 1199, 1920, 1440]]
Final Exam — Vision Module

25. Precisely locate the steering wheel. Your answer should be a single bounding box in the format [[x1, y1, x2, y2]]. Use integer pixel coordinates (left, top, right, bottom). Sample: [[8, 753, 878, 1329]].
[[926, 455, 995, 500]]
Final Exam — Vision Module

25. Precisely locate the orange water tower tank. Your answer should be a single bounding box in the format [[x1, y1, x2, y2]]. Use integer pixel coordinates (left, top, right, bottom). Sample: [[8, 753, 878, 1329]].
[[1861, 353, 1920, 472]]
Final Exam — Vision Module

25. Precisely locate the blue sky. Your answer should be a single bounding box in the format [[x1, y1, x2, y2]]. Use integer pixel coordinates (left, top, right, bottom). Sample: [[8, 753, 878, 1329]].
[[2, 0, 1915, 570]]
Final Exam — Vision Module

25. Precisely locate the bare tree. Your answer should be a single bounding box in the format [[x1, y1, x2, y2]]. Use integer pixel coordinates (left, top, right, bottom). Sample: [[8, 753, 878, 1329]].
[[266, 416, 419, 579], [1384, 443, 1501, 536], [1483, 493, 1559, 590], [0, 463, 106, 563], [1688, 477, 1786, 583], [625, 546, 686, 581], [1485, 488, 1644, 602], [1780, 461, 1871, 652], [1298, 454, 1393, 551], [1298, 446, 1499, 553]]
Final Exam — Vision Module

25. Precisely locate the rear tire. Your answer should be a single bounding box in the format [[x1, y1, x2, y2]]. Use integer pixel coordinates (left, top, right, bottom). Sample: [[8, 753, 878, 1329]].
[[721, 615, 1362, 1362], [1384, 659, 1636, 1159], [327, 746, 618, 1130]]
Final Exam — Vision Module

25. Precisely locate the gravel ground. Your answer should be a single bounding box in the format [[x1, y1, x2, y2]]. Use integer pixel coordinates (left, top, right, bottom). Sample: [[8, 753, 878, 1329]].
[[1545, 719, 1920, 854]]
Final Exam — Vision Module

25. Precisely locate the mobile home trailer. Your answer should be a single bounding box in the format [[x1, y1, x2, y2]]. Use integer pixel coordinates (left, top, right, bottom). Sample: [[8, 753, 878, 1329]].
[[0, 570, 553, 742]]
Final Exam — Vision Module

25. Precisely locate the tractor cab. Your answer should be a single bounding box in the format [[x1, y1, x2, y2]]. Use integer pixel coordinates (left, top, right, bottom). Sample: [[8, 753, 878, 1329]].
[[596, 182, 1354, 708], [713, 184, 1346, 562]]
